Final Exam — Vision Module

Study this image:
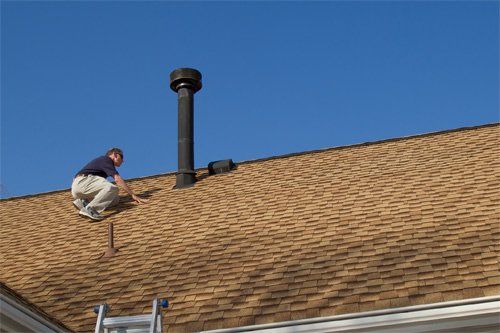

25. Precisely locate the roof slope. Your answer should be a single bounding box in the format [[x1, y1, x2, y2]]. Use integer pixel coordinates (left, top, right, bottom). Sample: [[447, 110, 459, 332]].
[[1, 124, 499, 332]]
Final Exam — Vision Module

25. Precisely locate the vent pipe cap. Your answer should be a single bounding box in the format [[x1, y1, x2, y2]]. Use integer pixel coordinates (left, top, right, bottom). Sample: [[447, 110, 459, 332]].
[[169, 68, 202, 93]]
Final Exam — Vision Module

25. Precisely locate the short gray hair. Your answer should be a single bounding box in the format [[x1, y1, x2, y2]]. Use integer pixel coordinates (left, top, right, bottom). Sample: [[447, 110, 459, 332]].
[[106, 148, 123, 159]]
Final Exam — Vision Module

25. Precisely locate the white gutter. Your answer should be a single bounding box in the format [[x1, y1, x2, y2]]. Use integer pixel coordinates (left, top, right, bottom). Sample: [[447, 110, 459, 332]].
[[202, 296, 500, 333], [0, 293, 69, 333]]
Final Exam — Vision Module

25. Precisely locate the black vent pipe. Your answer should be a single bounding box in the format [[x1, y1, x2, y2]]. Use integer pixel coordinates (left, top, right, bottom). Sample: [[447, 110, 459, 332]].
[[169, 68, 202, 188]]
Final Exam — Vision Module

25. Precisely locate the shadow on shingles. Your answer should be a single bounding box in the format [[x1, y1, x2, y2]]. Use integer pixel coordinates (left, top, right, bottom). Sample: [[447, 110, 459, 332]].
[[105, 202, 136, 216], [195, 171, 211, 182], [103, 188, 162, 218], [119, 188, 162, 203], [195, 166, 237, 183]]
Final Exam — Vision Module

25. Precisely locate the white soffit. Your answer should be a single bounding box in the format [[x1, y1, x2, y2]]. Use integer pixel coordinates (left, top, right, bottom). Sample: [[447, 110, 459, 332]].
[[0, 294, 67, 333]]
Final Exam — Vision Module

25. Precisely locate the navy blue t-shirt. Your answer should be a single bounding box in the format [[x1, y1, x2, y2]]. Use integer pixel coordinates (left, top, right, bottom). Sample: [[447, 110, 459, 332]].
[[76, 156, 119, 179]]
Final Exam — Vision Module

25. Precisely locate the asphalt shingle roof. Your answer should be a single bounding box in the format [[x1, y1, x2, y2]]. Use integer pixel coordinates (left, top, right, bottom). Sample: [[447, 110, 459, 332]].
[[1, 123, 499, 332]]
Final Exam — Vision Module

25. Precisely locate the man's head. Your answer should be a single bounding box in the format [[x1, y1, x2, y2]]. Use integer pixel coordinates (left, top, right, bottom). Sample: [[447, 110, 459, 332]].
[[107, 148, 124, 167]]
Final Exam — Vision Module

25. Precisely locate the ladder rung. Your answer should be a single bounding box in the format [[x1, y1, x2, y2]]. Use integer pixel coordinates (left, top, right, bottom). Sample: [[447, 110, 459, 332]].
[[107, 328, 153, 333], [95, 298, 165, 333], [103, 314, 152, 328]]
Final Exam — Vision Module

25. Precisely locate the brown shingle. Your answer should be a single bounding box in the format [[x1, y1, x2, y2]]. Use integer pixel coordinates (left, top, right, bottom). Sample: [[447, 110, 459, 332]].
[[1, 124, 499, 332]]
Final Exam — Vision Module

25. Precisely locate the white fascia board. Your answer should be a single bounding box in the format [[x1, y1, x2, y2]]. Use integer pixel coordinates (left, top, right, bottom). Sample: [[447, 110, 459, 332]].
[[202, 296, 500, 333], [0, 294, 68, 333]]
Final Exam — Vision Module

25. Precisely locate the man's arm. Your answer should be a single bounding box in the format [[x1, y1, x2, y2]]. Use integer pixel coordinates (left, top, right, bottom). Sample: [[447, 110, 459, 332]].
[[113, 174, 147, 204]]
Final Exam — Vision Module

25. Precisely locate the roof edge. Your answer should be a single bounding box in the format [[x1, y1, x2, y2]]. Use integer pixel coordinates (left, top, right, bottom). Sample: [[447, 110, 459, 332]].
[[2, 122, 498, 202], [0, 282, 74, 332], [201, 295, 500, 333], [236, 122, 499, 167], [0, 171, 178, 202]]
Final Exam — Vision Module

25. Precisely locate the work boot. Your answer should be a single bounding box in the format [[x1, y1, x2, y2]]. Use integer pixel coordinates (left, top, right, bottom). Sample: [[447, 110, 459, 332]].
[[79, 206, 103, 221]]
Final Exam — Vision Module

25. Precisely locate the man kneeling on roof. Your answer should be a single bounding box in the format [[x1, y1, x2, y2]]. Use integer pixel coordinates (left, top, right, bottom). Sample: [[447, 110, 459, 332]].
[[71, 148, 146, 221]]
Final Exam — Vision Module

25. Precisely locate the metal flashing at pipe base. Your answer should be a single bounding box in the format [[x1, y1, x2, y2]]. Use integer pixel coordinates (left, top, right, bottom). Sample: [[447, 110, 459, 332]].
[[201, 296, 500, 333]]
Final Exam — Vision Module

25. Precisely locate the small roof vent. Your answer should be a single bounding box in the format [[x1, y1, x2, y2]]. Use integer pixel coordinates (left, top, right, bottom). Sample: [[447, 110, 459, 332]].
[[208, 159, 236, 175]]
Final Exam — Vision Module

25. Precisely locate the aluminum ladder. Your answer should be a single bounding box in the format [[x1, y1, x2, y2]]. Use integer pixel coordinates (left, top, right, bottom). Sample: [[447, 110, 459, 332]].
[[94, 298, 169, 333]]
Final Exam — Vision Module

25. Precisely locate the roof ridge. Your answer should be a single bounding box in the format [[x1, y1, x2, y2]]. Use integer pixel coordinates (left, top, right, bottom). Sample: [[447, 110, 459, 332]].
[[237, 122, 499, 166], [1, 122, 497, 201]]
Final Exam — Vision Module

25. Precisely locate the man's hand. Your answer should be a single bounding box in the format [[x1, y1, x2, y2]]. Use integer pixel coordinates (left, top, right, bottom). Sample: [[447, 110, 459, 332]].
[[132, 194, 148, 204], [114, 174, 148, 204]]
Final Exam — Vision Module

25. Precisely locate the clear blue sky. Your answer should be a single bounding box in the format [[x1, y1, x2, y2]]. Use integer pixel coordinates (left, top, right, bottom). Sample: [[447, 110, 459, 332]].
[[1, 1, 498, 198]]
